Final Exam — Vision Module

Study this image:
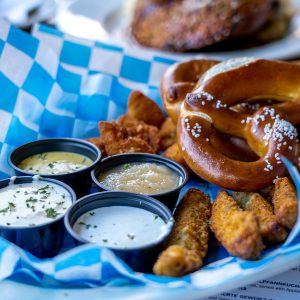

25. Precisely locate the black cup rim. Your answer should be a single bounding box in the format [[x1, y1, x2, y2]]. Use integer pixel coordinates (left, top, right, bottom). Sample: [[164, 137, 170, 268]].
[[8, 138, 101, 178], [64, 191, 174, 251], [0, 176, 77, 230], [91, 153, 189, 197]]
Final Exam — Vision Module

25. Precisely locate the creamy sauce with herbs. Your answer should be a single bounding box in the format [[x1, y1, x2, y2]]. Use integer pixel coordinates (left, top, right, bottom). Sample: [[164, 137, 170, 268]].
[[98, 162, 181, 195], [18, 151, 93, 175], [73, 206, 172, 249], [0, 180, 72, 227]]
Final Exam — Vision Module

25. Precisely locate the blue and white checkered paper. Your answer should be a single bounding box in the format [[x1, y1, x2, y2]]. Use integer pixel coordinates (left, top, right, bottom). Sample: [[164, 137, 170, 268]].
[[0, 18, 299, 292]]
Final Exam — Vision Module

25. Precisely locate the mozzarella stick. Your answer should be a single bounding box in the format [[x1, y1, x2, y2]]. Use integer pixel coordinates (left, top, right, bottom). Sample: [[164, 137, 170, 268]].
[[233, 192, 287, 244], [273, 177, 298, 229], [153, 189, 211, 277], [210, 191, 264, 260]]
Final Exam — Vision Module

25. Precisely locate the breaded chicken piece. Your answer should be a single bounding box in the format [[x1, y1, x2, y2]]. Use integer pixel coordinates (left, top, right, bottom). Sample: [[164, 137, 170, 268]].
[[99, 121, 155, 155], [118, 115, 160, 152], [159, 118, 177, 150], [210, 191, 264, 260], [127, 91, 165, 128], [273, 177, 298, 229], [233, 192, 287, 244], [163, 143, 188, 169], [153, 189, 211, 277]]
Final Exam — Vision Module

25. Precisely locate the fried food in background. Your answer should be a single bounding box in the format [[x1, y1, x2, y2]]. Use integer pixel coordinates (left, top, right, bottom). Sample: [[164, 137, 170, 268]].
[[86, 137, 106, 157], [233, 192, 287, 244], [255, 0, 295, 44], [273, 177, 298, 229], [210, 191, 264, 260], [159, 118, 176, 150], [153, 189, 211, 277], [131, 0, 275, 52], [99, 121, 156, 155], [127, 91, 165, 127]]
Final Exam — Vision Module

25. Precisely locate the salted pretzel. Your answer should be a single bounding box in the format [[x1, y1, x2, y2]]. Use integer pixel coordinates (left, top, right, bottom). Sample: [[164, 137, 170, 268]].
[[161, 59, 261, 162], [178, 58, 300, 191]]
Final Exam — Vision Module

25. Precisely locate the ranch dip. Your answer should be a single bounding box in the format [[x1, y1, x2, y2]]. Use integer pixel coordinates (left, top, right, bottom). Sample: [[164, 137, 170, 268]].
[[0, 178, 72, 227], [18, 151, 92, 175], [98, 162, 181, 195], [73, 206, 172, 249]]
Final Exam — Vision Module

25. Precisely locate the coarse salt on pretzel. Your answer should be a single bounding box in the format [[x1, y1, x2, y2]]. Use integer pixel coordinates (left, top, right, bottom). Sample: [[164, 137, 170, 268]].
[[178, 58, 300, 191]]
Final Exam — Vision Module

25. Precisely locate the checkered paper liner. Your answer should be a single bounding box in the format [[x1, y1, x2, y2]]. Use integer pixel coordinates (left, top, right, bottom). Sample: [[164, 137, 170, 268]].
[[0, 18, 299, 292]]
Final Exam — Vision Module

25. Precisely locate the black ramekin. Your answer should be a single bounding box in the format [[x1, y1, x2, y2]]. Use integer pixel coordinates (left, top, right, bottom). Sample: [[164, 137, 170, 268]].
[[8, 138, 101, 197], [64, 191, 174, 273], [91, 153, 188, 210], [0, 176, 76, 258]]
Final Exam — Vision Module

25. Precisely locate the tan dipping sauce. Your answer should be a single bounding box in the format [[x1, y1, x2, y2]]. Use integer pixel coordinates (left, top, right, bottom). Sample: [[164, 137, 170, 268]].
[[18, 151, 93, 175], [98, 162, 181, 195]]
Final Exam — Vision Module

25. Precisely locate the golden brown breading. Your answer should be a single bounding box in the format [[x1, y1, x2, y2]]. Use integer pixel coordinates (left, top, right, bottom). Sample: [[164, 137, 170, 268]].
[[163, 143, 188, 169], [131, 0, 274, 52], [153, 189, 211, 277], [99, 121, 156, 155], [233, 192, 287, 244], [118, 115, 160, 152], [272, 177, 298, 229], [210, 191, 264, 260], [127, 91, 165, 128], [159, 118, 177, 150]]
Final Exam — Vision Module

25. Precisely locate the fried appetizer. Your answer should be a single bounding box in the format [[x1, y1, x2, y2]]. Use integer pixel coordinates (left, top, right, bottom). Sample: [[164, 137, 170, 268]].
[[210, 191, 264, 260], [127, 91, 165, 128], [233, 192, 287, 244], [118, 115, 160, 152], [153, 189, 211, 277], [99, 121, 156, 155], [273, 177, 298, 229], [163, 143, 188, 169], [131, 0, 274, 52], [159, 118, 176, 150]]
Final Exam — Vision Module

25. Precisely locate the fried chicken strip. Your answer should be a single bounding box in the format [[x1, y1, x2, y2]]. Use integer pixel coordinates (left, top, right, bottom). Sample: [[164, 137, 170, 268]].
[[153, 189, 211, 277], [127, 91, 165, 128], [210, 191, 264, 260], [99, 121, 156, 155], [233, 192, 287, 244], [163, 143, 188, 169], [273, 177, 298, 229]]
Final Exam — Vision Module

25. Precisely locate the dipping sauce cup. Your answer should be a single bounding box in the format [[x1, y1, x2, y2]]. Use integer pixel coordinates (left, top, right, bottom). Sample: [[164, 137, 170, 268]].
[[91, 153, 188, 210], [9, 138, 101, 197], [0, 176, 76, 258], [64, 191, 174, 273]]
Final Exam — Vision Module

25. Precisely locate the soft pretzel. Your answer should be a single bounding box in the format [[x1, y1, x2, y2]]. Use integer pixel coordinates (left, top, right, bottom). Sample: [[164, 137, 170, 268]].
[[178, 58, 300, 191], [161, 59, 260, 162], [161, 59, 219, 123]]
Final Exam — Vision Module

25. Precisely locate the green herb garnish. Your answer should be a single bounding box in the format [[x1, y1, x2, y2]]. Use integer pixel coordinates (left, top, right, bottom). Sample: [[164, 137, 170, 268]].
[[127, 233, 135, 240], [123, 163, 131, 170], [48, 163, 54, 169], [45, 208, 59, 218], [78, 222, 92, 229]]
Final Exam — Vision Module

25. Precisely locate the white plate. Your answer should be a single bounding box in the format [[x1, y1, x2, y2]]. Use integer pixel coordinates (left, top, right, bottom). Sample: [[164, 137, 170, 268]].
[[55, 0, 300, 60]]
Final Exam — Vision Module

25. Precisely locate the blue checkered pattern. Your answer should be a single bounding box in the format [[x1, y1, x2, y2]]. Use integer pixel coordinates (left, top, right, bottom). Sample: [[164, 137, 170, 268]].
[[0, 19, 299, 296]]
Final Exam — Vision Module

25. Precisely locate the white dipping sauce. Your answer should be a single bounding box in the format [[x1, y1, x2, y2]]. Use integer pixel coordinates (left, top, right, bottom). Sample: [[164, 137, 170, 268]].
[[0, 180, 72, 227], [73, 206, 172, 249]]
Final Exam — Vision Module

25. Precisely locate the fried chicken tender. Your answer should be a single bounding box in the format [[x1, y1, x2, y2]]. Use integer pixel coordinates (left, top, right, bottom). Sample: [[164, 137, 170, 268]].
[[163, 143, 188, 169], [159, 118, 176, 150], [127, 91, 165, 128], [233, 192, 287, 244], [99, 121, 156, 155], [210, 191, 264, 260], [273, 177, 298, 229], [153, 189, 211, 277], [118, 115, 160, 152]]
